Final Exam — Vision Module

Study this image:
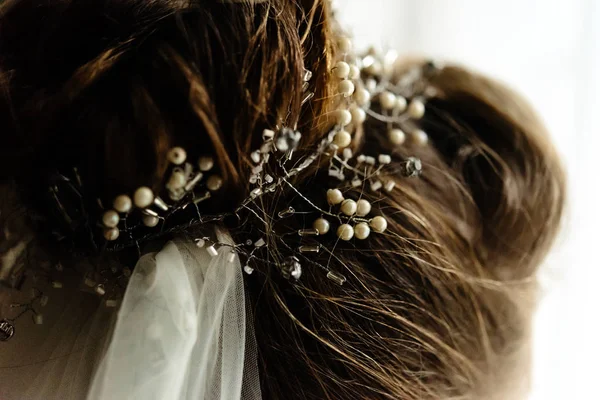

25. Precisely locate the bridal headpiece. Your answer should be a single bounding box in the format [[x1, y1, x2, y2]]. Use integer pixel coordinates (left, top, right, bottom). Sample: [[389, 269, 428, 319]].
[[1, 32, 439, 340], [48, 36, 438, 286]]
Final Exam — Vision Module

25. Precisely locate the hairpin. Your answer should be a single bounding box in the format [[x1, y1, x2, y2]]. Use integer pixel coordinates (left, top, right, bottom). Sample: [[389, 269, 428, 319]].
[[41, 33, 439, 312]]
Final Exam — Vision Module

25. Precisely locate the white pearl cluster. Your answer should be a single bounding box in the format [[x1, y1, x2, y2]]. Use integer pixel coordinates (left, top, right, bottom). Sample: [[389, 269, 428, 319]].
[[317, 188, 388, 241], [330, 37, 368, 150], [101, 147, 223, 241], [353, 49, 433, 148], [380, 93, 429, 147]]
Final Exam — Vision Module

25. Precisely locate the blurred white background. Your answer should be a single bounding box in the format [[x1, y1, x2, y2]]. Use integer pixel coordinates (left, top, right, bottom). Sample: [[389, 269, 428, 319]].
[[336, 1, 599, 399]]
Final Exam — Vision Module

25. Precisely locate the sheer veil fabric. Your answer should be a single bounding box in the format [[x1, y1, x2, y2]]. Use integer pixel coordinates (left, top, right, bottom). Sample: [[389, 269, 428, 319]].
[[87, 229, 262, 400]]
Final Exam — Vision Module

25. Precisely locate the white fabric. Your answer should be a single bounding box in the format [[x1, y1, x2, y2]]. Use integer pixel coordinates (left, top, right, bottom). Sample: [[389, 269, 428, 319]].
[[87, 230, 261, 400]]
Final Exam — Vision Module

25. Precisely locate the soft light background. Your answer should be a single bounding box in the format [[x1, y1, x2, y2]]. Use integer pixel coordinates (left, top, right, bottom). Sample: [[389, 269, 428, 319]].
[[336, 1, 599, 399]]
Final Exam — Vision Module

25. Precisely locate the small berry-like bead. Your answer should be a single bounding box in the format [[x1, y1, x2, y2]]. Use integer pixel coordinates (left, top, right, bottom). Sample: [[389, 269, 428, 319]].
[[102, 210, 120, 228], [113, 195, 132, 213], [334, 61, 350, 79], [408, 99, 426, 119], [338, 79, 355, 97], [412, 129, 429, 146], [167, 147, 187, 165], [380, 91, 396, 109], [327, 189, 344, 205], [337, 224, 354, 241], [142, 215, 159, 228], [350, 105, 366, 124], [313, 218, 331, 235], [395, 96, 407, 112], [354, 88, 371, 106], [333, 130, 352, 148], [337, 37, 352, 53], [340, 199, 357, 216], [354, 222, 371, 240], [370, 216, 388, 233], [365, 61, 382, 75], [336, 109, 352, 126], [389, 129, 406, 145], [349, 65, 360, 80], [104, 227, 120, 241], [356, 199, 372, 217], [207, 175, 223, 191], [198, 156, 214, 172], [167, 169, 187, 191], [134, 187, 154, 208]]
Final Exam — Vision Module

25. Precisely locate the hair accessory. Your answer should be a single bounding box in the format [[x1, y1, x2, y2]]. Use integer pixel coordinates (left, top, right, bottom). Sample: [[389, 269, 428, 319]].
[[43, 34, 440, 296]]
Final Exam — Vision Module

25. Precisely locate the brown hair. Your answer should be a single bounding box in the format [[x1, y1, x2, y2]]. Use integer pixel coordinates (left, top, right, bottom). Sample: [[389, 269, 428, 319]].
[[0, 1, 565, 399]]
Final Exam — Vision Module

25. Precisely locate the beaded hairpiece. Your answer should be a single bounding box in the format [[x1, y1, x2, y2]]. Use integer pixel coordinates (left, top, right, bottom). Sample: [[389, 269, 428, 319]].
[[90, 38, 436, 281], [55, 36, 437, 282], [0, 34, 439, 339]]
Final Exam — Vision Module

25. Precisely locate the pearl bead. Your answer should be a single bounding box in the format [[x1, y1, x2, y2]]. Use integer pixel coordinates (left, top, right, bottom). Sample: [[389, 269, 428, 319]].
[[104, 227, 120, 241], [354, 88, 371, 106], [167, 169, 186, 190], [337, 224, 354, 241], [333, 130, 352, 148], [167, 147, 187, 165], [412, 129, 429, 146], [143, 215, 159, 228], [327, 188, 344, 205], [313, 218, 330, 235], [113, 195, 132, 213], [380, 91, 396, 109], [365, 78, 377, 92], [338, 79, 355, 97], [354, 222, 371, 240], [350, 105, 366, 124], [334, 61, 350, 79], [389, 129, 406, 145], [356, 199, 372, 217], [395, 96, 407, 112], [370, 216, 388, 233], [336, 109, 352, 126], [365, 61, 382, 76], [207, 175, 223, 191], [349, 65, 360, 80], [198, 156, 214, 172], [340, 199, 357, 216], [337, 37, 352, 53], [134, 187, 154, 208], [408, 99, 425, 119], [102, 210, 120, 228]]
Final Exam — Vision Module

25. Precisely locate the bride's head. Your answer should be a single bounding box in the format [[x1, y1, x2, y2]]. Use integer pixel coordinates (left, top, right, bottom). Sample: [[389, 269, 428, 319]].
[[0, 0, 564, 399]]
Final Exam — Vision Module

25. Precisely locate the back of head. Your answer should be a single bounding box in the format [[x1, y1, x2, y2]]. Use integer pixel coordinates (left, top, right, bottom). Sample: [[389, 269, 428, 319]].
[[0, 1, 565, 399]]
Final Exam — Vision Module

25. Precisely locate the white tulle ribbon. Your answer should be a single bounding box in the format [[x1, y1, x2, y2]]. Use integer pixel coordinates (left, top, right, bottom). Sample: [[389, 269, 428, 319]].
[[87, 230, 261, 400]]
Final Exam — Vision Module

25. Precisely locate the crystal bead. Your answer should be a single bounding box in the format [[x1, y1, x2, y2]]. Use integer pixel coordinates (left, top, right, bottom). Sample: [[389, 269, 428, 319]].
[[326, 271, 347, 286], [206, 245, 218, 257], [282, 256, 302, 280], [405, 157, 423, 177], [0, 320, 15, 341], [298, 229, 319, 237], [299, 245, 321, 253], [278, 207, 296, 218]]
